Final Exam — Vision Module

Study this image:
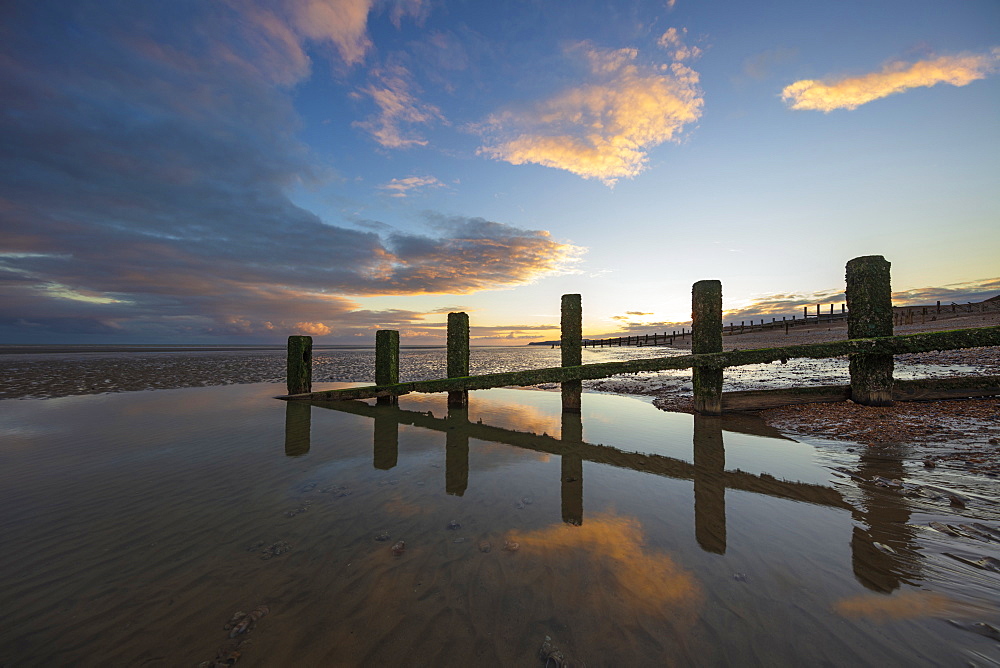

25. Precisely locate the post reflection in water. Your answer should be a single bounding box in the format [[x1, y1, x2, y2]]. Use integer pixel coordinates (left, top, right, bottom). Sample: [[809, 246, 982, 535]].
[[373, 412, 398, 470], [849, 448, 920, 593], [445, 407, 470, 496], [560, 412, 584, 526], [301, 394, 887, 567], [284, 401, 311, 457], [692, 416, 726, 554]]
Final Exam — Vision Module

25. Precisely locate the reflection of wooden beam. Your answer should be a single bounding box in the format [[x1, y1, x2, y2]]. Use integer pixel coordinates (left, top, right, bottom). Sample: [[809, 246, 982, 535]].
[[373, 413, 397, 470], [722, 376, 1000, 411], [446, 407, 469, 496], [311, 399, 850, 510], [693, 416, 726, 554], [280, 326, 1000, 402]]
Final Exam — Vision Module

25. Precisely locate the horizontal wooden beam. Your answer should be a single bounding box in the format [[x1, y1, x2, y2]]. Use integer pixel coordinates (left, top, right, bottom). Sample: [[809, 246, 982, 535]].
[[722, 375, 1000, 411], [278, 325, 1000, 402]]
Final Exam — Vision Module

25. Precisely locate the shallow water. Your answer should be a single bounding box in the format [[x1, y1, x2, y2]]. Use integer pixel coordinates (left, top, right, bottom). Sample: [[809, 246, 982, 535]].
[[1, 384, 998, 666]]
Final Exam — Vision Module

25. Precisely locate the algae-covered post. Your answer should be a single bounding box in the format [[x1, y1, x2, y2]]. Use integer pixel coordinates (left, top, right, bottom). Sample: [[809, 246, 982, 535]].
[[692, 280, 723, 415], [846, 255, 894, 406], [375, 330, 400, 406], [561, 294, 583, 413], [286, 335, 312, 395], [447, 312, 470, 408]]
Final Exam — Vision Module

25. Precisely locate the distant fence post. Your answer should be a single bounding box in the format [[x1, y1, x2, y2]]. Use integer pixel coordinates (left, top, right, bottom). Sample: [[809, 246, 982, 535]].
[[561, 294, 583, 413], [692, 280, 723, 415], [375, 329, 399, 406], [846, 255, 894, 406], [286, 335, 312, 395], [447, 312, 470, 408]]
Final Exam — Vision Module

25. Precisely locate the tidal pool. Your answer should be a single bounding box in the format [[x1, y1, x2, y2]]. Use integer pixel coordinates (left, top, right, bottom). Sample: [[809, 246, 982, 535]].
[[0, 384, 997, 666]]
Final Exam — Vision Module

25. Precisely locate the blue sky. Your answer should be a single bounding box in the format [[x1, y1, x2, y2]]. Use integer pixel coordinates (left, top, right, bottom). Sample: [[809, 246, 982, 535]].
[[1, 0, 997, 344]]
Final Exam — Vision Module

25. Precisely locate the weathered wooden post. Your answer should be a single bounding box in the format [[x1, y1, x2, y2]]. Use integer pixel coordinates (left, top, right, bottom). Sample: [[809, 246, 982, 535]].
[[846, 255, 894, 406], [286, 335, 312, 395], [447, 312, 470, 408], [692, 280, 723, 415], [375, 329, 399, 406], [561, 294, 582, 413]]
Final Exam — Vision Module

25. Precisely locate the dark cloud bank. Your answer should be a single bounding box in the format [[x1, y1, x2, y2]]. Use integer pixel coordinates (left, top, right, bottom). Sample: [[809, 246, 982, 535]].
[[0, 1, 573, 343]]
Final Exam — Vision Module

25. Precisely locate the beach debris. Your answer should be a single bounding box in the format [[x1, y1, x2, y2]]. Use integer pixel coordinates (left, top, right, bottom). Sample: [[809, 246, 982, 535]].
[[478, 541, 492, 553], [943, 553, 1000, 573], [446, 520, 461, 530], [873, 542, 896, 555], [732, 572, 749, 583], [259, 541, 291, 560], [503, 540, 520, 552], [198, 642, 244, 668], [948, 620, 1000, 641], [522, 496, 534, 505], [374, 530, 390, 542], [923, 458, 936, 468], [391, 540, 406, 556], [226, 605, 269, 638], [538, 635, 568, 667]]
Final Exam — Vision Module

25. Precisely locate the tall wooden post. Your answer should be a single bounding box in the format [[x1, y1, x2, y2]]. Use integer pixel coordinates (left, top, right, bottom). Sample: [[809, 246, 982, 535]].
[[375, 329, 399, 406], [692, 280, 723, 415], [561, 294, 582, 413], [447, 312, 470, 408], [846, 255, 894, 406], [286, 335, 312, 395]]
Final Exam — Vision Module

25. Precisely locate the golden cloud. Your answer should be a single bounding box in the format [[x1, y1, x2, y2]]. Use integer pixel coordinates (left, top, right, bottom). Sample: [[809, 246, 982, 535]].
[[782, 49, 999, 112], [378, 175, 446, 197], [479, 44, 703, 185], [287, 0, 374, 65]]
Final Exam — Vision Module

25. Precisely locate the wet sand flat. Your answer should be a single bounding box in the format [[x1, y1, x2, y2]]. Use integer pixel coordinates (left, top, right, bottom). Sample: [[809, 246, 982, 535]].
[[1, 383, 998, 665]]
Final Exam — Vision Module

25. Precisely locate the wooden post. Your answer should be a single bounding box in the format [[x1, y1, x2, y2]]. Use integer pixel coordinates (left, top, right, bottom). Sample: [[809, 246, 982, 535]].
[[286, 335, 312, 395], [692, 280, 723, 415], [447, 312, 470, 408], [561, 294, 582, 413], [846, 255, 894, 406], [375, 329, 399, 406]]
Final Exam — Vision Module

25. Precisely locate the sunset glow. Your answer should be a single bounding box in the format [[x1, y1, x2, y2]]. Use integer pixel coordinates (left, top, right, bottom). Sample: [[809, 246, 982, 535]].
[[1, 1, 997, 344]]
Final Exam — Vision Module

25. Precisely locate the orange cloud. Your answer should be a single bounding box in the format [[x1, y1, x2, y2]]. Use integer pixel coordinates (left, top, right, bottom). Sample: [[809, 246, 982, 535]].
[[657, 27, 701, 62], [287, 0, 374, 65], [479, 44, 703, 185], [513, 513, 703, 617], [293, 321, 332, 335], [782, 49, 999, 112]]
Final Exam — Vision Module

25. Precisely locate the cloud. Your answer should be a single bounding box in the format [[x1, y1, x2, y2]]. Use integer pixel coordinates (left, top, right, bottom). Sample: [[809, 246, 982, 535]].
[[657, 27, 701, 62], [378, 175, 446, 197], [0, 2, 576, 342], [353, 63, 445, 147], [478, 42, 703, 185], [286, 0, 375, 65], [782, 49, 1000, 112]]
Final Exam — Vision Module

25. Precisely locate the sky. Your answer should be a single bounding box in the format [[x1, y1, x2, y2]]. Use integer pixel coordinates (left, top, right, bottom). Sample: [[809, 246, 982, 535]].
[[1, 0, 998, 345]]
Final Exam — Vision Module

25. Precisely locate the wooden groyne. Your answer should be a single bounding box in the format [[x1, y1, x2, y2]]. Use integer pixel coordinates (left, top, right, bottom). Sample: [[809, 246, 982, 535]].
[[280, 255, 1000, 414]]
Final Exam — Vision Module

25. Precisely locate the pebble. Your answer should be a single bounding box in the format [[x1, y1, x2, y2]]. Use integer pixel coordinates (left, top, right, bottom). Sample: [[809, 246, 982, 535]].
[[446, 520, 461, 530], [391, 540, 405, 556], [503, 540, 520, 552], [374, 530, 390, 542], [478, 541, 492, 553]]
